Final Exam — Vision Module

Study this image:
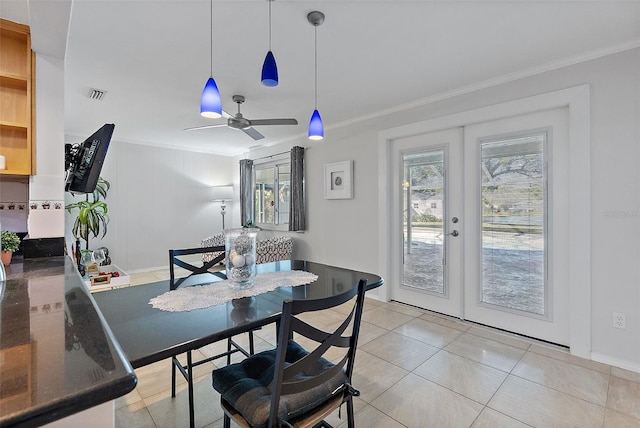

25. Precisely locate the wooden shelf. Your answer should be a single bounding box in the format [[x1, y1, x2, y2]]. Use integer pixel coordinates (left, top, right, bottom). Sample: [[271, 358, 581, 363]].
[[0, 121, 28, 130], [0, 74, 28, 87], [0, 18, 33, 176]]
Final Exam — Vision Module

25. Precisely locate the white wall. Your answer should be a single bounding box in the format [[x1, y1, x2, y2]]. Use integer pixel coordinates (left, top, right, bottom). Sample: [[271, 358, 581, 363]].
[[29, 54, 65, 238], [249, 48, 640, 369], [64, 141, 235, 271]]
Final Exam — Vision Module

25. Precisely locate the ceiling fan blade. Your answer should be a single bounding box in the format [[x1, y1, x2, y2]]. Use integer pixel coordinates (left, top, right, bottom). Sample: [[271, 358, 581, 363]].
[[242, 127, 265, 140], [249, 118, 298, 126], [184, 124, 227, 131]]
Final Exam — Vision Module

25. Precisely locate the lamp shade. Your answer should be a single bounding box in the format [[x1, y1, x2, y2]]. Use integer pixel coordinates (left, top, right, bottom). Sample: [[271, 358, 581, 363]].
[[261, 51, 279, 87], [212, 185, 233, 201], [308, 109, 324, 140], [201, 77, 222, 118]]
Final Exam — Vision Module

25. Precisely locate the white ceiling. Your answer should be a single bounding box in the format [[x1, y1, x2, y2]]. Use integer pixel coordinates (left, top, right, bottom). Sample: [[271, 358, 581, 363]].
[[2, 1, 639, 156]]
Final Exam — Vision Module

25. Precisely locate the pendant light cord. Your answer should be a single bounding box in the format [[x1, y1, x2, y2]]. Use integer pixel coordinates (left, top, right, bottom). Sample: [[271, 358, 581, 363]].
[[210, 0, 213, 76], [314, 24, 318, 110], [268, 0, 272, 50]]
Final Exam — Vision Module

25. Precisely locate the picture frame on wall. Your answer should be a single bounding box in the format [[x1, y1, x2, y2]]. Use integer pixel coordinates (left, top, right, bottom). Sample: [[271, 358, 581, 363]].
[[324, 160, 353, 199]]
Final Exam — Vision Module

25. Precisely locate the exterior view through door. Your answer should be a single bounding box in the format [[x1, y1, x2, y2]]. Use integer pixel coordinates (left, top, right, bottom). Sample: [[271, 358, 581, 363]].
[[478, 133, 546, 315]]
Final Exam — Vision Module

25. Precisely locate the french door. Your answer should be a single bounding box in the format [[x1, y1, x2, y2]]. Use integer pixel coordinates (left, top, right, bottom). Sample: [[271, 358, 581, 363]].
[[391, 108, 569, 345], [391, 128, 464, 317]]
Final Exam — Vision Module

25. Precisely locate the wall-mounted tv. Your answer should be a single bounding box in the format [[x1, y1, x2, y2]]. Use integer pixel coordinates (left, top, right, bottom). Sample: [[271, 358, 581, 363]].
[[64, 124, 114, 194]]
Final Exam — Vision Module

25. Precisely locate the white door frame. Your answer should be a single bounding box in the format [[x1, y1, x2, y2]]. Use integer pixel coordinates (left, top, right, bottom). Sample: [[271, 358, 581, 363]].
[[377, 85, 590, 357]]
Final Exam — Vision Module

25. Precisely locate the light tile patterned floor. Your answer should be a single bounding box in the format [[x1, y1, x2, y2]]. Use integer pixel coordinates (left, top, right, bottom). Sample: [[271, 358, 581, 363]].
[[115, 272, 640, 428]]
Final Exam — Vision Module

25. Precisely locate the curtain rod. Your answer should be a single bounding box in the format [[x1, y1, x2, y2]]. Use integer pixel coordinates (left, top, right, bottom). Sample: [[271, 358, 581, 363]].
[[251, 146, 308, 162]]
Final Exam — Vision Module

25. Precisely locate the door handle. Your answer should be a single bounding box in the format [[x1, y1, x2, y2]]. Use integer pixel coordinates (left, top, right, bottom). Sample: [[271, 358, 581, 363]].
[[447, 230, 459, 237]]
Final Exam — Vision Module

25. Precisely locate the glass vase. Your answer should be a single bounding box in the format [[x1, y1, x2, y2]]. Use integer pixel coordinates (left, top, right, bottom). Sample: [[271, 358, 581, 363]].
[[225, 228, 258, 289], [81, 250, 99, 277]]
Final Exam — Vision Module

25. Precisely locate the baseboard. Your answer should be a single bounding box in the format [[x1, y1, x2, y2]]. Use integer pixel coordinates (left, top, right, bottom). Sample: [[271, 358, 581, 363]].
[[591, 352, 640, 374], [126, 265, 167, 274], [364, 289, 386, 303]]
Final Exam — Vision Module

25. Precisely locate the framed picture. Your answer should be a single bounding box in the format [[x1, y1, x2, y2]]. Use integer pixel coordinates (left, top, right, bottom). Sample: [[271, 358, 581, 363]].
[[324, 160, 353, 199]]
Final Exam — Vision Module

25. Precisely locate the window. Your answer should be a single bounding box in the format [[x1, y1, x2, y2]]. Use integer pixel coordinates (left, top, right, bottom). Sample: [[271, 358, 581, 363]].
[[241, 147, 304, 231], [254, 161, 290, 227]]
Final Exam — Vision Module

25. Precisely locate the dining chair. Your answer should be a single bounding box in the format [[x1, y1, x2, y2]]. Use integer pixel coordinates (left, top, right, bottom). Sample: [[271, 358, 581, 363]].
[[169, 246, 257, 428], [212, 278, 368, 428], [169, 246, 228, 290]]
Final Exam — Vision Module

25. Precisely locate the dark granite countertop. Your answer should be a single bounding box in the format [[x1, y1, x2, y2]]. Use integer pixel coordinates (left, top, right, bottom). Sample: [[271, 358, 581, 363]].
[[0, 256, 137, 427]]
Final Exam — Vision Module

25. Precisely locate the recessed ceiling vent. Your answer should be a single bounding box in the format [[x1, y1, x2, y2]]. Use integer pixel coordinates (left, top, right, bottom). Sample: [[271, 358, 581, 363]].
[[87, 88, 107, 101]]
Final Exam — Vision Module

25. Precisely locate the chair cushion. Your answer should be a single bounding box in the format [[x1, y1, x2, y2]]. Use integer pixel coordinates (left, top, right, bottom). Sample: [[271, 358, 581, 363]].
[[212, 340, 346, 428]]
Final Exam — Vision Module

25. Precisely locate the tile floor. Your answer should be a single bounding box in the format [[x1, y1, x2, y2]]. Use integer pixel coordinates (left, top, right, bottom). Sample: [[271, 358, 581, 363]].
[[114, 272, 640, 428]]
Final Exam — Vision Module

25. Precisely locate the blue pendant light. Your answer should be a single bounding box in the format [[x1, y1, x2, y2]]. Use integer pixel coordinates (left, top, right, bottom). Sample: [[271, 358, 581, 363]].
[[261, 51, 278, 86], [308, 109, 323, 140], [307, 11, 325, 140], [201, 77, 222, 118], [200, 0, 222, 118], [261, 0, 278, 86]]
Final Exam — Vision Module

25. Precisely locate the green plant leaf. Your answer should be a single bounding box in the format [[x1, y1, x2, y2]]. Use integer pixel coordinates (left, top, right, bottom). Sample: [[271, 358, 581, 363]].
[[66, 176, 110, 247], [1, 230, 21, 252]]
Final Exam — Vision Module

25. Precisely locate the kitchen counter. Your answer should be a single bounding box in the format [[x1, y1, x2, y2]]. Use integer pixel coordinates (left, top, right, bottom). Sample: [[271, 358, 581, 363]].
[[0, 256, 137, 427]]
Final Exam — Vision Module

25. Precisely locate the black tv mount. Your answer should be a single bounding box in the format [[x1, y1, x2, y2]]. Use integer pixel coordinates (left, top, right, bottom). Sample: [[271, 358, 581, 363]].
[[64, 123, 114, 194]]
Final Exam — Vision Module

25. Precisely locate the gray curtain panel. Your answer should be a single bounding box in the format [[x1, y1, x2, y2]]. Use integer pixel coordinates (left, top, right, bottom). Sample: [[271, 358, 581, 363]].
[[239, 159, 254, 226], [289, 146, 306, 231]]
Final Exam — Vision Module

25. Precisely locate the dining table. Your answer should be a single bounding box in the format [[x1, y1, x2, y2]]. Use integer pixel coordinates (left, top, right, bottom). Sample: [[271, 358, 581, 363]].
[[94, 259, 383, 367], [92, 259, 383, 427]]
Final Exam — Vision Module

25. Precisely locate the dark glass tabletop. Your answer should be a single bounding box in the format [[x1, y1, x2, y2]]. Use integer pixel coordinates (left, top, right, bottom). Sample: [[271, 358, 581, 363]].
[[93, 260, 383, 368]]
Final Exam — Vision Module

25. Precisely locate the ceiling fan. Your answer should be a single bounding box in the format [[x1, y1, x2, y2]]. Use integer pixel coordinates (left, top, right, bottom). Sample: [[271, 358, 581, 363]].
[[184, 94, 298, 140]]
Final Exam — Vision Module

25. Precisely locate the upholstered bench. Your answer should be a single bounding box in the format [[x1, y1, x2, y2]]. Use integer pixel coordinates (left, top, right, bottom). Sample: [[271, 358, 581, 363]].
[[201, 233, 293, 264]]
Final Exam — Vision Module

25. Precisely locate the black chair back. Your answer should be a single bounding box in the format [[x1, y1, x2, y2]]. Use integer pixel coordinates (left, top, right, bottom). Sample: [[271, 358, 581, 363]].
[[169, 245, 226, 290], [168, 245, 255, 428], [268, 278, 367, 427]]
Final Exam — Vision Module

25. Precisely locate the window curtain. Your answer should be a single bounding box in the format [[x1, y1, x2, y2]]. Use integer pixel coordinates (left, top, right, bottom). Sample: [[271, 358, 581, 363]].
[[239, 159, 253, 226], [289, 146, 306, 231]]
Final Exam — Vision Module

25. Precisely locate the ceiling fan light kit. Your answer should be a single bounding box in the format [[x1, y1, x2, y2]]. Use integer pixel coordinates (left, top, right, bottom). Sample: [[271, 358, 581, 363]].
[[307, 10, 325, 140], [200, 0, 222, 118], [261, 0, 279, 86]]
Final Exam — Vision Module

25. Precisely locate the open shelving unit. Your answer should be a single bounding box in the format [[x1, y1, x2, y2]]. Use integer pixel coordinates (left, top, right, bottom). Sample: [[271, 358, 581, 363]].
[[0, 18, 35, 176]]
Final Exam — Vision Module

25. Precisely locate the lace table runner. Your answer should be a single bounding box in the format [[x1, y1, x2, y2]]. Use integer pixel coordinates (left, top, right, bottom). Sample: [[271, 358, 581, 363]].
[[149, 270, 318, 312]]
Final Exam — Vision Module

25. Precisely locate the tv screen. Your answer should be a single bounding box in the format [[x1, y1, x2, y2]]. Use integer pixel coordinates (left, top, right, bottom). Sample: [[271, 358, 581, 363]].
[[65, 124, 114, 194]]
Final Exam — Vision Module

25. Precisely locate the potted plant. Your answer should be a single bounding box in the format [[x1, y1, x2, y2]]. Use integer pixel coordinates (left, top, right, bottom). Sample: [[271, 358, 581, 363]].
[[66, 177, 110, 251], [1, 230, 21, 265]]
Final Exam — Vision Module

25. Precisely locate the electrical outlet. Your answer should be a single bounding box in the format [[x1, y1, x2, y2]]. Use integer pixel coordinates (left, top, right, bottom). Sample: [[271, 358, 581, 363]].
[[613, 312, 626, 329]]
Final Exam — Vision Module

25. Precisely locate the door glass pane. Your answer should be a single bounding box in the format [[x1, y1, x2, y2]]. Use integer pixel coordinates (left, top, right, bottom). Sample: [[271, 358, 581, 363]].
[[402, 150, 445, 294], [480, 134, 545, 315]]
